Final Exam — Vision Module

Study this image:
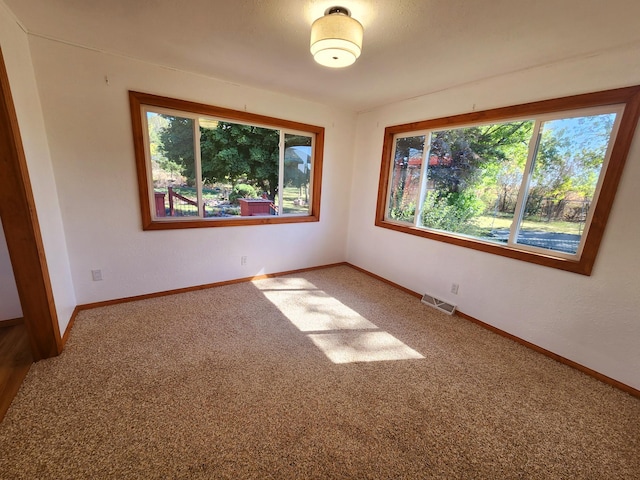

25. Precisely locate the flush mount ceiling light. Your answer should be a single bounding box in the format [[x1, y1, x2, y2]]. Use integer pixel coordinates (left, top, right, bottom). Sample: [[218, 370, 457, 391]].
[[310, 6, 364, 68]]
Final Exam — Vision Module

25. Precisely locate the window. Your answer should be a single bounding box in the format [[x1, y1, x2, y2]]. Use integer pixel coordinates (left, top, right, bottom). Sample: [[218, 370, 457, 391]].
[[129, 92, 324, 229], [376, 86, 640, 275]]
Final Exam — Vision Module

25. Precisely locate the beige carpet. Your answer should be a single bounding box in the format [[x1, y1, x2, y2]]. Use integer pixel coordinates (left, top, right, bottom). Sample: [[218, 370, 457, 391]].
[[1, 265, 638, 479]]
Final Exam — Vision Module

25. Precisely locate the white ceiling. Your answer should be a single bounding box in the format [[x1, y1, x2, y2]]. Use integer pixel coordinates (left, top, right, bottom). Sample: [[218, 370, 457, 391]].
[[4, 0, 640, 112]]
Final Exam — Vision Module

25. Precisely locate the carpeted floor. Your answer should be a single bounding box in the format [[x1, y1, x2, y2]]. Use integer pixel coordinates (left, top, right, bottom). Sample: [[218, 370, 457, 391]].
[[1, 265, 638, 479]]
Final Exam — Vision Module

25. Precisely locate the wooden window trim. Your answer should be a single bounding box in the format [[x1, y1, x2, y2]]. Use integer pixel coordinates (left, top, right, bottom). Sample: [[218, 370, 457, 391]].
[[129, 91, 325, 230], [375, 86, 640, 275]]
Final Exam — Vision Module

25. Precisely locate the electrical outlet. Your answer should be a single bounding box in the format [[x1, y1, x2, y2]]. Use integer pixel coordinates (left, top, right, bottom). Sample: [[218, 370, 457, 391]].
[[241, 256, 247, 266], [91, 269, 103, 281], [450, 283, 459, 295]]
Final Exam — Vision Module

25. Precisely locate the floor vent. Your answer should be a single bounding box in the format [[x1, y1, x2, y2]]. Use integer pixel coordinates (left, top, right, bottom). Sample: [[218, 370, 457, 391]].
[[421, 294, 456, 315]]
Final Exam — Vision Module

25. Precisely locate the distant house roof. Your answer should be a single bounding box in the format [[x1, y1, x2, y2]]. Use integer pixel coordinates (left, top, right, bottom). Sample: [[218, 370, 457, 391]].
[[398, 154, 453, 168]]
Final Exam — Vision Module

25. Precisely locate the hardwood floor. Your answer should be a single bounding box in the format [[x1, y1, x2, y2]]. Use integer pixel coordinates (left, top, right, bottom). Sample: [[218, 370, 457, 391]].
[[0, 321, 33, 422]]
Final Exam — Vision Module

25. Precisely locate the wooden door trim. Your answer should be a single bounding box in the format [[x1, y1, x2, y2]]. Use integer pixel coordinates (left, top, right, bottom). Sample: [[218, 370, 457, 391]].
[[0, 46, 61, 360]]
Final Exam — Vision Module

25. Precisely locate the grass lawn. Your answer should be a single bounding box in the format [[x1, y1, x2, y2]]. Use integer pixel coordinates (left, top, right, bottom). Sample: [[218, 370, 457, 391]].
[[280, 186, 309, 214], [474, 214, 584, 235]]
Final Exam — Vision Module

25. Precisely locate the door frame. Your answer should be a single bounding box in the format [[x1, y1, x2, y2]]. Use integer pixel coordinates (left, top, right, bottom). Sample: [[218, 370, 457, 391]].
[[0, 46, 61, 360]]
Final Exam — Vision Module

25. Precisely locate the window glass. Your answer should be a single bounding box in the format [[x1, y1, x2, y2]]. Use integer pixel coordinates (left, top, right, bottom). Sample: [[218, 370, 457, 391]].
[[516, 113, 616, 254], [387, 135, 425, 223], [283, 133, 313, 215], [147, 112, 198, 218], [419, 121, 534, 242], [385, 113, 620, 258], [198, 120, 279, 218]]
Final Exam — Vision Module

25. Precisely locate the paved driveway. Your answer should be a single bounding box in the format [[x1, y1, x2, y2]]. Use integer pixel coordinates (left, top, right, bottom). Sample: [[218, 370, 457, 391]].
[[490, 229, 580, 254]]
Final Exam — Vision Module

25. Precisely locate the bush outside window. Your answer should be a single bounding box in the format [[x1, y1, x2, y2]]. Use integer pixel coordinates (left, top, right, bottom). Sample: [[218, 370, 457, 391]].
[[129, 92, 324, 229], [377, 86, 640, 275]]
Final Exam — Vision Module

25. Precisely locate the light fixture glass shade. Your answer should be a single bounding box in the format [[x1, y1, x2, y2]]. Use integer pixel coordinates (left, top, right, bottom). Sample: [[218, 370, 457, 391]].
[[310, 10, 363, 68]]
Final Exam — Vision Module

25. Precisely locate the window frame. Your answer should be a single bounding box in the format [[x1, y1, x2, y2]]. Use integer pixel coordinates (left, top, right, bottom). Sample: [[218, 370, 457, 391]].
[[129, 91, 324, 230], [375, 86, 640, 275]]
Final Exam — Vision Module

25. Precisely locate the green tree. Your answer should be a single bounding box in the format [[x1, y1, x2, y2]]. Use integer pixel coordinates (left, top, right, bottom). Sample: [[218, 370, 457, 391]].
[[388, 135, 425, 221], [147, 113, 183, 182], [200, 122, 280, 199], [421, 191, 481, 233], [388, 124, 533, 223], [229, 184, 258, 204], [428, 121, 533, 196], [477, 126, 532, 214], [158, 117, 281, 199], [524, 114, 614, 221], [158, 116, 196, 185]]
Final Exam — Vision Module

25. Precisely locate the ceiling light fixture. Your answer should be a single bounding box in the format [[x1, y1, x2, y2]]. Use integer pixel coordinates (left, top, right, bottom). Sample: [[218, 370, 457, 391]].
[[310, 6, 363, 68]]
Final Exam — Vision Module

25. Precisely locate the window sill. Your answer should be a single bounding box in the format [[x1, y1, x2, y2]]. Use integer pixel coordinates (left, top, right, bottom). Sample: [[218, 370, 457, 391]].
[[375, 218, 589, 275], [144, 214, 320, 230]]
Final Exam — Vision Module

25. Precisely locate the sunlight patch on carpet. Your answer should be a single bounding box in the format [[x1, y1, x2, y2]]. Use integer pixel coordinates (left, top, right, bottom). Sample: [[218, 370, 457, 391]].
[[260, 288, 377, 332], [257, 277, 424, 364], [308, 331, 424, 364]]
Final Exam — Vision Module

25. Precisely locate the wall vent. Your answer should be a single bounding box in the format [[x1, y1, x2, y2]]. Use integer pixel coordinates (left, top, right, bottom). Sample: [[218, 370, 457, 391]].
[[421, 294, 456, 315]]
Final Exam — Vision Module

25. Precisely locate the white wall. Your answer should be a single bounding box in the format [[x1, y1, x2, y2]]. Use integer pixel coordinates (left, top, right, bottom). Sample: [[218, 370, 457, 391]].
[[0, 2, 76, 334], [28, 37, 356, 305], [7, 1, 638, 391], [0, 218, 22, 320], [347, 43, 640, 390]]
